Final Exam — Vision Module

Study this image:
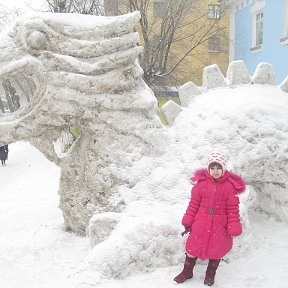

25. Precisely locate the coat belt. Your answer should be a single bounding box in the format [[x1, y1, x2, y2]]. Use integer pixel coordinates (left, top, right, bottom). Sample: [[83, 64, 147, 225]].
[[198, 207, 226, 215]]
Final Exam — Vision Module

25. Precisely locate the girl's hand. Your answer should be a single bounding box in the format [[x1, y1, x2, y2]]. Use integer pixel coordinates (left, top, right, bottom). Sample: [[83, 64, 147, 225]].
[[181, 225, 191, 237]]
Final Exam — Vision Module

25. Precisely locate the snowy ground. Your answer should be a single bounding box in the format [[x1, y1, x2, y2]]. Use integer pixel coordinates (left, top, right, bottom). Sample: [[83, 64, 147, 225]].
[[1, 142, 288, 288], [0, 142, 89, 288]]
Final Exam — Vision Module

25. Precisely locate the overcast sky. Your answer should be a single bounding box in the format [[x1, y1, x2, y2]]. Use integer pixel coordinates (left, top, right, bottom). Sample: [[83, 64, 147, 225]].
[[0, 0, 48, 30], [0, 0, 46, 12]]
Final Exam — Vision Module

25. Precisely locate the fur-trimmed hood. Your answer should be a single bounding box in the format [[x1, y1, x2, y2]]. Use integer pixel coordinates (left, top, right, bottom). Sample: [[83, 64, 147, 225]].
[[191, 168, 246, 194]]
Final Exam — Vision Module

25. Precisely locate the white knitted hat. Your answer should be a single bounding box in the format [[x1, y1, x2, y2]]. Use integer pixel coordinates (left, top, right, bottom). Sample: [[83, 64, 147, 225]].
[[207, 152, 227, 176]]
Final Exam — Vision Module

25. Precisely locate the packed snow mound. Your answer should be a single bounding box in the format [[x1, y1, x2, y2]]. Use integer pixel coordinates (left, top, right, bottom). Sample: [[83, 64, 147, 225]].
[[78, 79, 288, 283], [172, 84, 288, 220]]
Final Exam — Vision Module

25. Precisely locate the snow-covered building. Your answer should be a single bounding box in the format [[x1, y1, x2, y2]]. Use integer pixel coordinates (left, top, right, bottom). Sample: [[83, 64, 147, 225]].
[[223, 0, 288, 83]]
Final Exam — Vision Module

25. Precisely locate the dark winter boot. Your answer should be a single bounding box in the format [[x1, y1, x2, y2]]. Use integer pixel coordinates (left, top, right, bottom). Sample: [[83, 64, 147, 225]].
[[173, 254, 197, 283], [204, 259, 221, 286]]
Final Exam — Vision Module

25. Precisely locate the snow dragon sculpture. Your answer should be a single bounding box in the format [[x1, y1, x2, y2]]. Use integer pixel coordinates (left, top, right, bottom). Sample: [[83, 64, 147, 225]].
[[1, 12, 288, 283], [0, 12, 165, 235]]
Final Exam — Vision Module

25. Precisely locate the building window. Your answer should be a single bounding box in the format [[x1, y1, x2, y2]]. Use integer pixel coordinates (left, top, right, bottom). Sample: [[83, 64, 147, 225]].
[[104, 0, 119, 15], [250, 1, 265, 50], [208, 36, 220, 52], [208, 4, 221, 19], [280, 0, 288, 43], [153, 1, 168, 17], [284, 0, 288, 37], [255, 11, 264, 46]]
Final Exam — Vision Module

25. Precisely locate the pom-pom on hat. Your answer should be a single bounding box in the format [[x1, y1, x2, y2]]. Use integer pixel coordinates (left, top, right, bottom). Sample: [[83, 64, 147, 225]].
[[207, 152, 227, 176]]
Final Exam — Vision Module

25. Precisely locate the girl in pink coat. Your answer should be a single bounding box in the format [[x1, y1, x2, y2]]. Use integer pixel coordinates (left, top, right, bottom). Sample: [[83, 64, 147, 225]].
[[174, 152, 245, 286]]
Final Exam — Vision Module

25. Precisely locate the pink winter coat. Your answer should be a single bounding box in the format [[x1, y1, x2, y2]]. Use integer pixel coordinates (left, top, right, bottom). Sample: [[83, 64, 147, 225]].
[[182, 169, 245, 260]]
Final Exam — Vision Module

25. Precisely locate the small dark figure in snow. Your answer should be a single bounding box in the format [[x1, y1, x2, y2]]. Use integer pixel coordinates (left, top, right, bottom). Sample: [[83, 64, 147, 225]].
[[174, 152, 246, 286], [0, 144, 9, 165]]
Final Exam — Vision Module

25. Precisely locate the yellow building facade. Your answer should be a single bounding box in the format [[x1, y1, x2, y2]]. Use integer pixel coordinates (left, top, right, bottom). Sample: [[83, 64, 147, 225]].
[[105, 0, 230, 87], [151, 0, 230, 86]]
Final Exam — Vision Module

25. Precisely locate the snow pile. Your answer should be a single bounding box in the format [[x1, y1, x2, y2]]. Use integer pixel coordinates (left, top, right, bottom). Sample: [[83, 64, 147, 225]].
[[62, 59, 288, 284], [74, 82, 288, 284], [172, 84, 288, 220], [2, 141, 288, 288]]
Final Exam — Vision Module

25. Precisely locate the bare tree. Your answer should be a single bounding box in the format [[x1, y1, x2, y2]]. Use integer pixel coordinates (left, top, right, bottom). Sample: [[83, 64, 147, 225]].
[[123, 0, 229, 87], [0, 4, 23, 31], [42, 0, 228, 88], [45, 0, 106, 14], [45, 0, 73, 12]]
